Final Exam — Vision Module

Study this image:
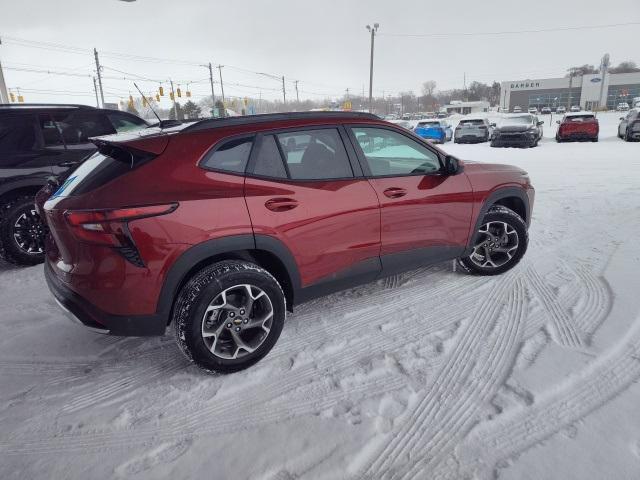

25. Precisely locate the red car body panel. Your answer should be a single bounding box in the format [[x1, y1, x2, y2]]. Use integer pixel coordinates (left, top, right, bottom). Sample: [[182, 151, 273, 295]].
[[245, 176, 381, 287], [42, 113, 534, 335], [557, 116, 599, 140], [368, 174, 474, 256]]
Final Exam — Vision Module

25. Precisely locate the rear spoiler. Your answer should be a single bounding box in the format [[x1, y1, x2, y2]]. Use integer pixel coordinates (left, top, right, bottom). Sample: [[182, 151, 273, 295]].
[[91, 131, 170, 167]]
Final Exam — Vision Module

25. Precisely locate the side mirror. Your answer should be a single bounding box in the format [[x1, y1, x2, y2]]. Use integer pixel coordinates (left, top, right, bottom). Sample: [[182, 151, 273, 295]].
[[490, 123, 496, 127], [556, 120, 561, 124], [537, 121, 544, 126], [444, 155, 461, 175], [620, 117, 625, 120]]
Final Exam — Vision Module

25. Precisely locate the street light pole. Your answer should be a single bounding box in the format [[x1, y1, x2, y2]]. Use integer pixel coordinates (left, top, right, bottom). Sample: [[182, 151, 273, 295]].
[[366, 23, 379, 113]]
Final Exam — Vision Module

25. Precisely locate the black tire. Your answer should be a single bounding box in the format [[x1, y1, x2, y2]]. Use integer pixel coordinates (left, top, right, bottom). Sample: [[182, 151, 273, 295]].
[[173, 260, 286, 373], [592, 136, 599, 142], [0, 195, 47, 266], [624, 130, 631, 142], [458, 205, 528, 276]]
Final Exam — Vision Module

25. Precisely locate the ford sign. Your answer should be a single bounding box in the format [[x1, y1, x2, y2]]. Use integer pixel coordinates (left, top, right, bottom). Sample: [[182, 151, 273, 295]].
[[590, 78, 602, 83]]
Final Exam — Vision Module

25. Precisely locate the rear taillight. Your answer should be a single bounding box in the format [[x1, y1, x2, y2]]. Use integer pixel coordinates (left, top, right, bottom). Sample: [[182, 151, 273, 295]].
[[64, 203, 178, 266]]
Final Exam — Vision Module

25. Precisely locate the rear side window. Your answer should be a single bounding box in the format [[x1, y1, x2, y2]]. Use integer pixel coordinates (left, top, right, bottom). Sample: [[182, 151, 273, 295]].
[[0, 115, 38, 159], [253, 135, 287, 179], [201, 137, 253, 174], [276, 129, 353, 180], [46, 111, 116, 145], [107, 112, 148, 133]]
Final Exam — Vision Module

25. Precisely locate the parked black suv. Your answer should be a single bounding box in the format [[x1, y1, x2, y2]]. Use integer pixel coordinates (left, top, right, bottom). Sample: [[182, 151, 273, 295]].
[[0, 104, 149, 265]]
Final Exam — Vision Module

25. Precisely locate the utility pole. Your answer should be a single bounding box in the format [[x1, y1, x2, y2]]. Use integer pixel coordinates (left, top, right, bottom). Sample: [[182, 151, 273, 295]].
[[92, 77, 100, 107], [282, 76, 286, 105], [567, 70, 574, 110], [0, 61, 9, 104], [294, 80, 299, 103], [366, 23, 379, 113], [93, 48, 105, 108], [208, 62, 216, 114], [598, 53, 610, 110], [169, 79, 178, 119], [217, 65, 225, 105], [0, 37, 10, 104]]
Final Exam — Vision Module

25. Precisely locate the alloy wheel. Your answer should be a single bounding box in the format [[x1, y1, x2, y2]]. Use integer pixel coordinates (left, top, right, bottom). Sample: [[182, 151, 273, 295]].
[[201, 284, 274, 360], [12, 208, 46, 255], [469, 220, 519, 269]]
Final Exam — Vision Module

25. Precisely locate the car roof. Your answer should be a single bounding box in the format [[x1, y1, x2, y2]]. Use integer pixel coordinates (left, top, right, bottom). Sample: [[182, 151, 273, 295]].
[[183, 111, 380, 133], [0, 103, 97, 111]]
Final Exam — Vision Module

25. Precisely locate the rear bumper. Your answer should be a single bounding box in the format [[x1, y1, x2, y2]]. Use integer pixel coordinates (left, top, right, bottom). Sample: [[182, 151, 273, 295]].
[[45, 261, 167, 336], [558, 132, 597, 140], [455, 134, 487, 143]]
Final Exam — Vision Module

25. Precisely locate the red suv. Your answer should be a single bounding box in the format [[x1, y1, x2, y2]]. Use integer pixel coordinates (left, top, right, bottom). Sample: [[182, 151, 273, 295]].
[[42, 112, 534, 372]]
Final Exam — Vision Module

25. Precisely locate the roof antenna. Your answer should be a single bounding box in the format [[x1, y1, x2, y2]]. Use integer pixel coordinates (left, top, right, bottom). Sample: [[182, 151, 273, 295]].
[[133, 82, 162, 127]]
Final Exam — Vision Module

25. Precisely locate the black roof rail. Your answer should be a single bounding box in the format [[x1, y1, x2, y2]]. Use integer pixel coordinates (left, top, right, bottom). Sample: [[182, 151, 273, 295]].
[[0, 103, 96, 109], [182, 111, 380, 133]]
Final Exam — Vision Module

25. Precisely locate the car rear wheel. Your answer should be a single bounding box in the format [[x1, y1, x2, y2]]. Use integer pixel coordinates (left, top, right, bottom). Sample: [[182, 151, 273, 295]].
[[0, 195, 47, 266], [173, 260, 286, 373], [458, 205, 528, 276]]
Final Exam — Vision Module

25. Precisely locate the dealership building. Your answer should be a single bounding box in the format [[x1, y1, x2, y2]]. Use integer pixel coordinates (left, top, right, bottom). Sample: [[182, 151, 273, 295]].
[[500, 71, 640, 111]]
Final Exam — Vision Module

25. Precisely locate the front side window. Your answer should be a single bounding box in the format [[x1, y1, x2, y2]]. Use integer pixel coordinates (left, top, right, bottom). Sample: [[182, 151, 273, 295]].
[[276, 129, 352, 180], [201, 137, 253, 174], [351, 127, 441, 177]]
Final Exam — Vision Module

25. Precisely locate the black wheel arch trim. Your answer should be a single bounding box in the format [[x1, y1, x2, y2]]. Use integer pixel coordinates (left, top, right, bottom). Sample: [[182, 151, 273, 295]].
[[155, 234, 302, 321], [0, 179, 47, 201], [464, 187, 530, 256]]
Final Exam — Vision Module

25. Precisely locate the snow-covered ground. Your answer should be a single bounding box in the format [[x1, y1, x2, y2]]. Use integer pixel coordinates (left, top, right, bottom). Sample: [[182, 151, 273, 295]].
[[1, 112, 639, 480]]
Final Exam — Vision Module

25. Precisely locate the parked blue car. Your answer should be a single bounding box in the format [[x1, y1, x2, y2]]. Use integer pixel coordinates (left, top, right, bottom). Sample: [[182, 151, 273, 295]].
[[414, 120, 453, 144]]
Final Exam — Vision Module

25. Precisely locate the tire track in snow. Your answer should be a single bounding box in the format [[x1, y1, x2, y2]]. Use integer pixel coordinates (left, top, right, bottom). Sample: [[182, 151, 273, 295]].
[[455, 313, 640, 479], [3, 269, 479, 449], [570, 265, 612, 337], [527, 266, 584, 348], [356, 272, 527, 479]]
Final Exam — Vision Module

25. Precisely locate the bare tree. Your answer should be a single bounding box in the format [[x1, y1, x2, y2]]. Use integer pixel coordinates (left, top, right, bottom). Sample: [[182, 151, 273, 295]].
[[609, 61, 640, 74], [422, 80, 437, 97], [565, 64, 597, 77]]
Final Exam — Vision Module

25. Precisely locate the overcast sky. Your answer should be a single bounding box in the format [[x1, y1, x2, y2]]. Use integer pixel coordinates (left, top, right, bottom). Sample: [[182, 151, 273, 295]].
[[1, 0, 639, 107]]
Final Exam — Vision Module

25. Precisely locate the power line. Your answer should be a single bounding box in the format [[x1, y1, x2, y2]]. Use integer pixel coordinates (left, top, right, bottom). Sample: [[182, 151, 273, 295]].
[[380, 21, 640, 38]]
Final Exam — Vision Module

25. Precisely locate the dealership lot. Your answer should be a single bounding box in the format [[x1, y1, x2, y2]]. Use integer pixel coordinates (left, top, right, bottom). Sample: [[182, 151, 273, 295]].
[[1, 112, 639, 479]]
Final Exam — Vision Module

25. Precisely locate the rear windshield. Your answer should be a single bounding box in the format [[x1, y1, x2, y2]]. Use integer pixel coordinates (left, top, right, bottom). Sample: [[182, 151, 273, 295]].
[[458, 120, 485, 126], [52, 146, 154, 197], [417, 122, 440, 127], [565, 115, 595, 122]]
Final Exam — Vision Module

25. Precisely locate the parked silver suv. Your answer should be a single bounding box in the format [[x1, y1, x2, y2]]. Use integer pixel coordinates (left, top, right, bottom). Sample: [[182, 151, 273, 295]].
[[454, 118, 492, 143]]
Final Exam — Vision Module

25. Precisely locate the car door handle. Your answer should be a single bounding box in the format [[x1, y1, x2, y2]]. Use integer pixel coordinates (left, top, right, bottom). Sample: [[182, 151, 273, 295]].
[[265, 197, 299, 212], [383, 187, 407, 199]]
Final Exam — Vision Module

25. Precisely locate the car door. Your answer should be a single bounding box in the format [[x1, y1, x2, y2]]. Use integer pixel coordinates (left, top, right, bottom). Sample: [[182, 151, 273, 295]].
[[347, 125, 474, 275], [244, 126, 381, 294]]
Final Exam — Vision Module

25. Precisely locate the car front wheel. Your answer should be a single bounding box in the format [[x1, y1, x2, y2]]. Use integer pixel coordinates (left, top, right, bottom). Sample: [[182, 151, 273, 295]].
[[173, 260, 286, 373], [458, 205, 528, 276]]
